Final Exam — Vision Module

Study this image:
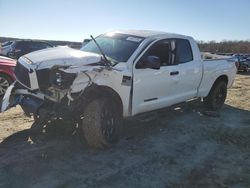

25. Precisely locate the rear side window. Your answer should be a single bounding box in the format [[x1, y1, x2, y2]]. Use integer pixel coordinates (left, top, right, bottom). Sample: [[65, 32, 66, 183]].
[[175, 39, 193, 63]]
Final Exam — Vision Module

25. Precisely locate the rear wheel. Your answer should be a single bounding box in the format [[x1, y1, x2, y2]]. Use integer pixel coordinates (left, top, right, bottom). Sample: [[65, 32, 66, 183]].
[[204, 80, 227, 110], [0, 73, 12, 97], [79, 98, 122, 149]]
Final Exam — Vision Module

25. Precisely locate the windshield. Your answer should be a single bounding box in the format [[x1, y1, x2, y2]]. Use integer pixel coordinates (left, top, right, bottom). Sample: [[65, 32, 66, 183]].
[[80, 33, 144, 64]]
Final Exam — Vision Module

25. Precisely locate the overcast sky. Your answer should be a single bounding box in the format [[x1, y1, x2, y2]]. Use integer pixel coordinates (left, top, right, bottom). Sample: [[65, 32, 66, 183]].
[[0, 0, 250, 42]]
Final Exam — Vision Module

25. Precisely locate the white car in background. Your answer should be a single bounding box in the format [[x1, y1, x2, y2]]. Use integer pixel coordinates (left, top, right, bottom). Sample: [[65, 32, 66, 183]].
[[0, 41, 13, 57]]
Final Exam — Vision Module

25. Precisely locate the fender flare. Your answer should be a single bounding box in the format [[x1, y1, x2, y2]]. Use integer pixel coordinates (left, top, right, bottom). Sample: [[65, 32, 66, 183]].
[[81, 84, 123, 116]]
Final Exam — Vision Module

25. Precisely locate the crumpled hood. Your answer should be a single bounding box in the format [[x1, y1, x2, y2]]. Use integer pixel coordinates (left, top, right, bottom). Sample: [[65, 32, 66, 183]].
[[20, 46, 102, 70]]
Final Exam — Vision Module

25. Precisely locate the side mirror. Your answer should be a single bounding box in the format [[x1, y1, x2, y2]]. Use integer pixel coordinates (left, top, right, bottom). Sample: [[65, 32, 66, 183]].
[[143, 56, 161, 70]]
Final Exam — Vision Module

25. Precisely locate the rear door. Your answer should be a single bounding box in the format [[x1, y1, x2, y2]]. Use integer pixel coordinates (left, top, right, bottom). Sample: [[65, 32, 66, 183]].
[[173, 39, 202, 100]]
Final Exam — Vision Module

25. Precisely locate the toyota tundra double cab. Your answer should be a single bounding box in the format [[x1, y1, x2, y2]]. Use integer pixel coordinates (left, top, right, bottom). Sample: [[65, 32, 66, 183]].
[[1, 30, 237, 148]]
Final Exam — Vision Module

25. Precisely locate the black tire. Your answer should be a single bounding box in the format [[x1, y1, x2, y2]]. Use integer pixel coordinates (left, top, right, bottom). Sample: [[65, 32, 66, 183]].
[[79, 98, 122, 149], [0, 73, 13, 97], [29, 118, 48, 142], [204, 80, 227, 110]]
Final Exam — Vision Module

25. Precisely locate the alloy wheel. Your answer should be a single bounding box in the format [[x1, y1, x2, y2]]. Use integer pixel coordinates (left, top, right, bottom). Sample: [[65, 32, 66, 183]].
[[0, 76, 10, 96], [101, 107, 116, 141]]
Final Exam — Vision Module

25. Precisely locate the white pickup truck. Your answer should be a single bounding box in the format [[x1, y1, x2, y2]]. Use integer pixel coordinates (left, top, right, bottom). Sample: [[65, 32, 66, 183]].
[[1, 30, 237, 148]]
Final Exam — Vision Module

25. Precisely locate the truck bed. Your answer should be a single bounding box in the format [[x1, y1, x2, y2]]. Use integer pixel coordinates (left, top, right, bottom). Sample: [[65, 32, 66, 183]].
[[198, 57, 237, 97]]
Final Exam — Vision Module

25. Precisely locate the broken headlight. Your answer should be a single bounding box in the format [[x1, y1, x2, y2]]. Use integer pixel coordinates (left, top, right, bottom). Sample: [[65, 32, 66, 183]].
[[50, 69, 77, 90], [55, 72, 63, 86]]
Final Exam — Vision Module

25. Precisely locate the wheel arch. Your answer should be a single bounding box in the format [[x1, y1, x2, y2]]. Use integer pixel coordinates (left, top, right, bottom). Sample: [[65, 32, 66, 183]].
[[203, 74, 228, 110], [206, 74, 228, 96], [0, 71, 15, 82], [82, 84, 123, 116], [214, 75, 228, 86]]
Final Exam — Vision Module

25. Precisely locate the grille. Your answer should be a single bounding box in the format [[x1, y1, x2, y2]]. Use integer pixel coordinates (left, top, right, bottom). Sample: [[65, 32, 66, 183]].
[[36, 68, 51, 91], [14, 61, 31, 88]]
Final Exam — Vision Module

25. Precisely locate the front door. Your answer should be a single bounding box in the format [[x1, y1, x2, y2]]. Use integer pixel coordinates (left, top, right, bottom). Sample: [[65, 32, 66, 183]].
[[132, 39, 181, 115]]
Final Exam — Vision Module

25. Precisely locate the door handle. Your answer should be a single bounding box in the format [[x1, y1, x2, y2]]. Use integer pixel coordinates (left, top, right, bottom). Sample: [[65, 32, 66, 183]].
[[170, 71, 179, 76]]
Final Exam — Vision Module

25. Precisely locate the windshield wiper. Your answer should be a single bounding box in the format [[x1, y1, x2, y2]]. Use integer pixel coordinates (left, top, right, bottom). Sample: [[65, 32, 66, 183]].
[[90, 35, 112, 67]]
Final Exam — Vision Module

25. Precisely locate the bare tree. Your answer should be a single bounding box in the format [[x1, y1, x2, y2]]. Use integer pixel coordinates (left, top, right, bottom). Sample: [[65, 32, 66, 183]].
[[198, 40, 250, 54]]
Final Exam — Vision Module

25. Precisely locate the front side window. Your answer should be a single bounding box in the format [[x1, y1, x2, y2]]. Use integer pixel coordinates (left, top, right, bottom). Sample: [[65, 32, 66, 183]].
[[136, 39, 175, 68], [81, 33, 144, 65]]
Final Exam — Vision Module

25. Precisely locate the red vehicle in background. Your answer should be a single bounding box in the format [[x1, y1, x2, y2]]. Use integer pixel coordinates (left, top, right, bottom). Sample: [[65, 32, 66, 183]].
[[0, 56, 16, 97]]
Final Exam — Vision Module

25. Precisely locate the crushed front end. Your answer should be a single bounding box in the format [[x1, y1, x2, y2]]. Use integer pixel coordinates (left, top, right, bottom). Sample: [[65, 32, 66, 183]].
[[3, 61, 76, 119], [1, 46, 104, 121]]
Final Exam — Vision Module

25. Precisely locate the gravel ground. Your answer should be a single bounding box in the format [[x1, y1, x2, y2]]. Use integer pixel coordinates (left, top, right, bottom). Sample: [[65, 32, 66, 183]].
[[0, 73, 249, 188]]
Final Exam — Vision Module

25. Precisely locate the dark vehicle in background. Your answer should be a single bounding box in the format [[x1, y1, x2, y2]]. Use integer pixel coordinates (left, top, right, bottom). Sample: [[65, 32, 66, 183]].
[[8, 40, 53, 59], [0, 56, 16, 97], [240, 57, 250, 72], [233, 54, 250, 72], [0, 41, 14, 56], [82, 39, 91, 47]]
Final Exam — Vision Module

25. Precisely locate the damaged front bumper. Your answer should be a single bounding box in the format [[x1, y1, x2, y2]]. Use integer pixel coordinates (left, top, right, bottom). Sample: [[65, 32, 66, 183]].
[[1, 83, 15, 112], [1, 82, 45, 114], [1, 58, 102, 118], [1, 81, 83, 120], [0, 58, 75, 115]]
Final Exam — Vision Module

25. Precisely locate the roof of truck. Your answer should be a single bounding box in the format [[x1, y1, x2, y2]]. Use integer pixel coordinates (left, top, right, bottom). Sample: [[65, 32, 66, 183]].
[[108, 30, 191, 39]]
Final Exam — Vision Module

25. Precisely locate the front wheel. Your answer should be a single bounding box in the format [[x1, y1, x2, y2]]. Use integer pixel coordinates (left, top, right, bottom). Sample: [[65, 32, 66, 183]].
[[204, 80, 227, 110], [79, 98, 122, 149]]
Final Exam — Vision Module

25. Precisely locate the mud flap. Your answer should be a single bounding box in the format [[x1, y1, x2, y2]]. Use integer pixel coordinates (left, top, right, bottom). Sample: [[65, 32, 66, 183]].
[[1, 84, 15, 112]]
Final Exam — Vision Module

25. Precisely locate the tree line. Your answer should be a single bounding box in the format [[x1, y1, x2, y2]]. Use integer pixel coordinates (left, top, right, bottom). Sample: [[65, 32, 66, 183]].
[[1, 37, 250, 54], [0, 37, 82, 49], [198, 40, 250, 54]]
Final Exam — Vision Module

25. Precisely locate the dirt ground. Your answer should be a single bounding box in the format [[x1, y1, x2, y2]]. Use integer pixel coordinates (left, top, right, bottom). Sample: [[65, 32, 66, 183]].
[[0, 73, 249, 188]]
